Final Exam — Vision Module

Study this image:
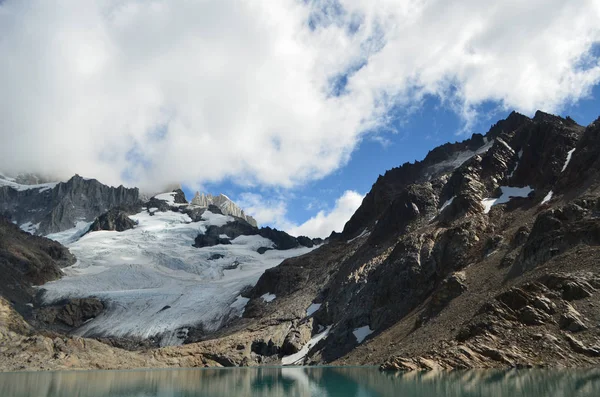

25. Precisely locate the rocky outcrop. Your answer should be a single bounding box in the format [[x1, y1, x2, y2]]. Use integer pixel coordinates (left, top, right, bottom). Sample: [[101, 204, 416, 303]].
[[0, 216, 75, 312], [36, 298, 105, 329], [191, 193, 257, 226], [0, 174, 140, 235], [87, 208, 138, 233], [192, 219, 321, 250]]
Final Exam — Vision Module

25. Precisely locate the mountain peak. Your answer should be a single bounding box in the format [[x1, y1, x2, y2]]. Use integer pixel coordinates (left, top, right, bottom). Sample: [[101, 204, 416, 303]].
[[191, 192, 257, 227]]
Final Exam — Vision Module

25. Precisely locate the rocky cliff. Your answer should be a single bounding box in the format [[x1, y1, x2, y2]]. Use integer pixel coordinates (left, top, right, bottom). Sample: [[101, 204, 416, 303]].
[[191, 193, 258, 227], [0, 174, 140, 235]]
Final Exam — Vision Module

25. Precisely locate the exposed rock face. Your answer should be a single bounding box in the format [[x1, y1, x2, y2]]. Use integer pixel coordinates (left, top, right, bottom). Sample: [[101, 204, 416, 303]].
[[0, 174, 140, 235], [193, 219, 320, 250], [87, 208, 138, 233], [0, 216, 75, 311], [191, 193, 258, 227], [36, 298, 105, 329]]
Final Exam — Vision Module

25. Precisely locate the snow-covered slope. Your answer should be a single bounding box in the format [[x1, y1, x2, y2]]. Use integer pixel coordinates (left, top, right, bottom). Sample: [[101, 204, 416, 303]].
[[191, 192, 257, 226], [41, 204, 313, 346]]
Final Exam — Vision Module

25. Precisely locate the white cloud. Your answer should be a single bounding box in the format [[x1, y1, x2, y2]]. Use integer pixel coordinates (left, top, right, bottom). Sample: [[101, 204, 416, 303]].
[[237, 190, 364, 238], [287, 190, 365, 238], [0, 0, 599, 191]]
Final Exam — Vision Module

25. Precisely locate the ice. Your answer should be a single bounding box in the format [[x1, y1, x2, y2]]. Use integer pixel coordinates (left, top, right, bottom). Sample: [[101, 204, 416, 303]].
[[39, 209, 314, 344], [481, 186, 534, 214], [352, 325, 374, 343], [561, 148, 576, 172], [281, 326, 332, 365], [0, 178, 58, 192], [46, 221, 93, 245], [541, 190, 554, 205], [230, 295, 250, 316], [154, 192, 177, 205], [496, 137, 514, 152], [429, 196, 455, 221], [261, 293, 276, 302], [509, 149, 524, 178], [426, 139, 494, 178], [347, 228, 370, 243], [439, 196, 455, 212], [19, 222, 40, 234], [306, 303, 321, 317]]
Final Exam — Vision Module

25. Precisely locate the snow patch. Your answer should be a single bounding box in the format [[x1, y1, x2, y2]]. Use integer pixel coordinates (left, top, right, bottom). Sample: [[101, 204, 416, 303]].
[[347, 228, 370, 243], [509, 149, 524, 179], [496, 137, 514, 152], [281, 326, 332, 365], [561, 148, 576, 172], [481, 186, 534, 214], [0, 178, 57, 192], [230, 295, 250, 317], [154, 192, 177, 205], [46, 221, 93, 245], [19, 222, 40, 234], [541, 191, 554, 205], [261, 293, 276, 303], [219, 234, 230, 239], [306, 303, 321, 317], [353, 326, 374, 343]]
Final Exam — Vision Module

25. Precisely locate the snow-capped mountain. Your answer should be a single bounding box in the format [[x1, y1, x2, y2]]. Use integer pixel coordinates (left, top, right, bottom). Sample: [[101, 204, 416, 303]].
[[191, 192, 258, 227], [31, 190, 316, 346]]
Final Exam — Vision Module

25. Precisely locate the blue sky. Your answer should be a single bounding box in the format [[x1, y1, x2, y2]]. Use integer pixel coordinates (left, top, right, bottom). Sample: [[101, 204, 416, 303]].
[[183, 82, 600, 236], [1, 0, 599, 237]]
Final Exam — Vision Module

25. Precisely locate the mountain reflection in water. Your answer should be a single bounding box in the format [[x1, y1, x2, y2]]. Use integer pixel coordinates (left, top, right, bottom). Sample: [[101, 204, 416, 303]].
[[1, 367, 599, 397]]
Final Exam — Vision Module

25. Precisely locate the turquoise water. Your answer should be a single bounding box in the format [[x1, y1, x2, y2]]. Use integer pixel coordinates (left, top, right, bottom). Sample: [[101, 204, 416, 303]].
[[0, 366, 599, 396]]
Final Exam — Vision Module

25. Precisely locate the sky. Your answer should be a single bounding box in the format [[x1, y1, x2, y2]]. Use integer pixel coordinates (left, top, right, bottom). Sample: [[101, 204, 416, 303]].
[[0, 0, 599, 238]]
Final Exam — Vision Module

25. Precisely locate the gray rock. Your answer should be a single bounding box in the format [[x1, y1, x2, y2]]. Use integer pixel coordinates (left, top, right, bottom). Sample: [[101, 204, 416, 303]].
[[0, 174, 140, 235]]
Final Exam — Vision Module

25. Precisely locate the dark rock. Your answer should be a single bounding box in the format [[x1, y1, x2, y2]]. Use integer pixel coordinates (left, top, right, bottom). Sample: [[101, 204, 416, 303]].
[[559, 304, 588, 332], [172, 189, 188, 204], [257, 247, 272, 255], [0, 216, 75, 311], [0, 174, 140, 235], [37, 298, 104, 328], [518, 306, 551, 326], [87, 208, 137, 233], [251, 339, 279, 356], [208, 253, 224, 260]]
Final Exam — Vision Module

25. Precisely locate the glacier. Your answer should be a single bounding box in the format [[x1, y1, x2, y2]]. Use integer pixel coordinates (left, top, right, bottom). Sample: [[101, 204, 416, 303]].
[[41, 202, 313, 346]]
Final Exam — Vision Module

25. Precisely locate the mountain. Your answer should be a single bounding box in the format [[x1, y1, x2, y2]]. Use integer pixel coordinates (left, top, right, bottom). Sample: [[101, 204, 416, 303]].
[[0, 187, 319, 348], [191, 193, 258, 227], [2, 110, 600, 372], [192, 110, 600, 368], [0, 174, 140, 235]]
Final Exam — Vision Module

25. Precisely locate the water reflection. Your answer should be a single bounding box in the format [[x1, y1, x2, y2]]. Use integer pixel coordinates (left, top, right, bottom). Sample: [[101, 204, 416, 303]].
[[0, 366, 599, 397]]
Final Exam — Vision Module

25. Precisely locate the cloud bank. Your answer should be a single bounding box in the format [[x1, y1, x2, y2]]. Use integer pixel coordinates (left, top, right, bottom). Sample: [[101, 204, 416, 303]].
[[237, 190, 364, 238], [0, 0, 599, 192]]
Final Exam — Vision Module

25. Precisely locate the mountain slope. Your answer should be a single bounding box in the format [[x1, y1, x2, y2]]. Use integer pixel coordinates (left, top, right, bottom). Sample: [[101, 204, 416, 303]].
[[203, 110, 600, 369]]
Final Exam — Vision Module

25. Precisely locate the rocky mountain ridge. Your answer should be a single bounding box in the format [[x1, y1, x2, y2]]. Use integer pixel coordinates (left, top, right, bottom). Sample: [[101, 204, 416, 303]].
[[0, 174, 140, 235]]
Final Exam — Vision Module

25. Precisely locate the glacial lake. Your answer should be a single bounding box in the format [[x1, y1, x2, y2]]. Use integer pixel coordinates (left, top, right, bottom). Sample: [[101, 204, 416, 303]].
[[1, 366, 599, 397]]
